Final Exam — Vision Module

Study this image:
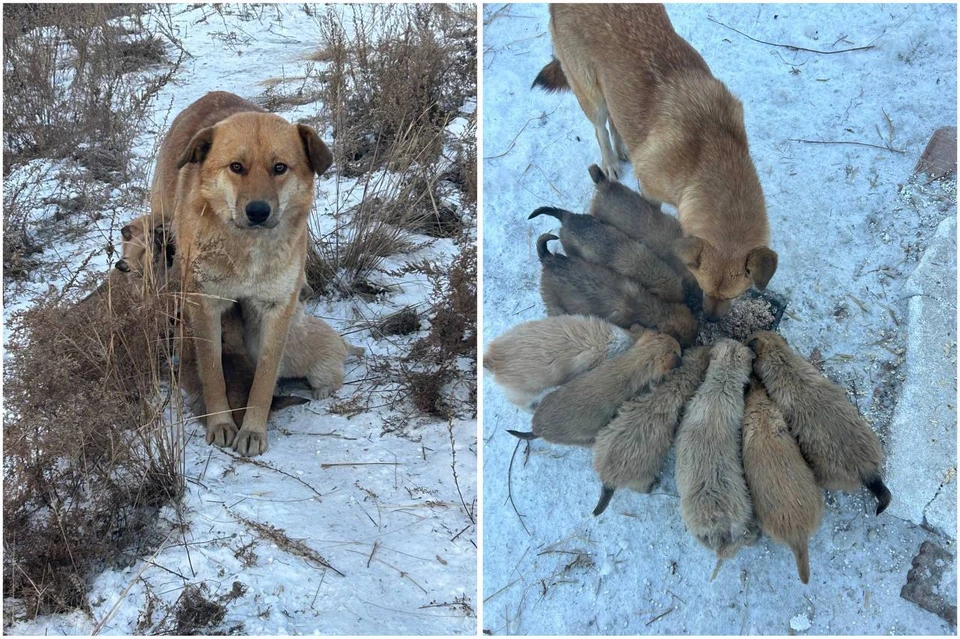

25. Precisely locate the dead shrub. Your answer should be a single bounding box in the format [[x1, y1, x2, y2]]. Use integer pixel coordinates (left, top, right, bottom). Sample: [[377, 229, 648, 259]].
[[3, 257, 185, 620], [399, 240, 477, 419], [310, 3, 476, 175]]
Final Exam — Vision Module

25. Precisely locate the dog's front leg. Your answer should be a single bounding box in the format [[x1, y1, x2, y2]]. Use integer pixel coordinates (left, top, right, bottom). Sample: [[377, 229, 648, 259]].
[[187, 296, 236, 447], [233, 294, 297, 456]]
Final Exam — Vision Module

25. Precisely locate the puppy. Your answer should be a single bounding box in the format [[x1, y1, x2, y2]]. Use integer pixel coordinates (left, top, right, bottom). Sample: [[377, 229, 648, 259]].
[[180, 304, 309, 424], [742, 378, 823, 584], [242, 303, 364, 400], [591, 346, 711, 515], [529, 206, 684, 302], [748, 331, 892, 514], [537, 233, 697, 346], [508, 330, 681, 445], [483, 315, 636, 411], [675, 339, 754, 559], [587, 165, 697, 290], [536, 4, 778, 318]]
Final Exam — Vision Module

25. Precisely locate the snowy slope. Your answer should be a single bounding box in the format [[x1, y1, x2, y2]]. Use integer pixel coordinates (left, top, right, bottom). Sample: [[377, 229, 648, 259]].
[[482, 3, 956, 635], [5, 4, 476, 635]]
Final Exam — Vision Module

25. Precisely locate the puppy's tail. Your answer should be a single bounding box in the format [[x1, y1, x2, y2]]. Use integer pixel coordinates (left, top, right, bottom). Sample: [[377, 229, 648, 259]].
[[507, 429, 538, 441], [592, 484, 616, 517], [531, 57, 569, 93], [863, 474, 892, 515], [791, 540, 811, 585], [588, 164, 607, 185], [536, 233, 559, 262], [528, 206, 570, 223]]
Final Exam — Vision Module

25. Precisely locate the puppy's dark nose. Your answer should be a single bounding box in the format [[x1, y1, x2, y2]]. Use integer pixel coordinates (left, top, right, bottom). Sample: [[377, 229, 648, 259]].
[[245, 200, 271, 225], [115, 259, 130, 272]]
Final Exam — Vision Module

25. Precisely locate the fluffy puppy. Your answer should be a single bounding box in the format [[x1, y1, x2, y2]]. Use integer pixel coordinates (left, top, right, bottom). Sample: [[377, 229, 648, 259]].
[[747, 330, 892, 514], [537, 233, 697, 346], [483, 315, 636, 411], [529, 206, 684, 302], [591, 346, 711, 515], [508, 330, 681, 445], [675, 339, 754, 559], [242, 303, 364, 400], [742, 378, 823, 584], [588, 164, 697, 290]]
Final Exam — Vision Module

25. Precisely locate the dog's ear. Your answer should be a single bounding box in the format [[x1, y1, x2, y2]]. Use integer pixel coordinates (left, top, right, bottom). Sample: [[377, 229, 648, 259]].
[[673, 236, 704, 269], [120, 224, 133, 241], [176, 126, 215, 169], [297, 124, 333, 177], [746, 246, 778, 290]]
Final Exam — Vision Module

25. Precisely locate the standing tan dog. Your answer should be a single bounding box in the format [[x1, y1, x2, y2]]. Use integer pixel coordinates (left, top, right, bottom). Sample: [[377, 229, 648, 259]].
[[534, 4, 778, 319], [162, 91, 332, 456]]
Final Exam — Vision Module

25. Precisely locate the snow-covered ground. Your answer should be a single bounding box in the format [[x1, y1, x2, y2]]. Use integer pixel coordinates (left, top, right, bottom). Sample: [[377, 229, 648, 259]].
[[5, 4, 476, 635], [482, 3, 956, 635]]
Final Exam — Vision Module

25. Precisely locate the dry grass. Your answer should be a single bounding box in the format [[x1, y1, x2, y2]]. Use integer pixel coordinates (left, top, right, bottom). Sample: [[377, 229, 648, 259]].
[[3, 235, 187, 621]]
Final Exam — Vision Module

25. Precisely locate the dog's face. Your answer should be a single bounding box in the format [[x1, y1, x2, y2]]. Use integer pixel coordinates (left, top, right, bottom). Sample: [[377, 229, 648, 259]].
[[673, 237, 778, 321], [176, 113, 332, 230]]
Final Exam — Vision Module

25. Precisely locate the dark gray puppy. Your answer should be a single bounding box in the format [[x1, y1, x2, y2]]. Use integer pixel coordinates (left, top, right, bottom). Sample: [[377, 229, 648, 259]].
[[675, 339, 755, 560], [748, 330, 892, 515], [588, 164, 697, 289], [508, 330, 681, 446], [529, 206, 684, 303], [537, 233, 697, 346], [591, 346, 711, 516]]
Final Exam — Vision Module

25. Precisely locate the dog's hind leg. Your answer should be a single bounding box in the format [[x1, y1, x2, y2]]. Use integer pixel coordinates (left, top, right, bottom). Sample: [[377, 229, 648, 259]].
[[566, 74, 622, 181], [608, 118, 630, 163]]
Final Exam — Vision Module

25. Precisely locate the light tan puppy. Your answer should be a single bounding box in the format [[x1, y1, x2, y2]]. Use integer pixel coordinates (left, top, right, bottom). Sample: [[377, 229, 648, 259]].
[[166, 91, 332, 456], [748, 331, 892, 514], [742, 378, 823, 584], [529, 206, 684, 302], [483, 315, 636, 411], [538, 234, 697, 346], [587, 164, 697, 291], [242, 303, 364, 400], [591, 346, 710, 515], [535, 4, 778, 319], [675, 339, 754, 559], [508, 330, 681, 445]]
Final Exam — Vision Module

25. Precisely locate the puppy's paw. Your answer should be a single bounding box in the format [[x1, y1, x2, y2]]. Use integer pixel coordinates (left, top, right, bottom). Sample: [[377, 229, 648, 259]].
[[205, 420, 238, 448], [233, 429, 268, 457]]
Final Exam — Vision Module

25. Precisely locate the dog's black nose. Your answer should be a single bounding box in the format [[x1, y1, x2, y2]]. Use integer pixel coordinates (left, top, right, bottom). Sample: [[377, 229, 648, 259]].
[[245, 200, 271, 225]]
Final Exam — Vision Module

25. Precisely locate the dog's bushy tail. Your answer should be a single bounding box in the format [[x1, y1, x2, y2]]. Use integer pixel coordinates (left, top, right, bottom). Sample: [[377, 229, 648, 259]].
[[863, 474, 892, 515], [536, 233, 559, 262], [531, 57, 569, 93], [588, 164, 607, 185]]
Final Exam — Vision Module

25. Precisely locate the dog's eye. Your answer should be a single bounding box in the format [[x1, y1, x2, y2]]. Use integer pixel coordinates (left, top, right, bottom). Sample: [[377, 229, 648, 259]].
[[229, 162, 243, 174], [274, 163, 287, 175]]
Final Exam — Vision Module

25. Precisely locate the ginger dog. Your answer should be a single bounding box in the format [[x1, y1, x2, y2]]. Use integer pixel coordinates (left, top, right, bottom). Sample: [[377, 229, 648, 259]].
[[742, 378, 823, 584], [529, 206, 684, 303], [535, 4, 778, 319], [748, 331, 892, 514], [165, 91, 332, 456], [675, 339, 754, 560], [483, 315, 636, 411], [537, 234, 697, 345], [508, 330, 681, 445], [591, 346, 710, 516]]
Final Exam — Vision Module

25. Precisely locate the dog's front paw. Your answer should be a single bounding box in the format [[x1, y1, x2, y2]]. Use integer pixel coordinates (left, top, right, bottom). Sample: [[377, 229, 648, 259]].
[[310, 385, 334, 400], [602, 160, 622, 182], [233, 429, 268, 457], [205, 420, 238, 448]]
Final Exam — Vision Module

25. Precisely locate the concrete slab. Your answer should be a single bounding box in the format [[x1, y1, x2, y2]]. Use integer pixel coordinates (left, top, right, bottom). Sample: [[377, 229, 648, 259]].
[[884, 213, 957, 538]]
